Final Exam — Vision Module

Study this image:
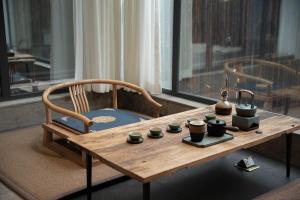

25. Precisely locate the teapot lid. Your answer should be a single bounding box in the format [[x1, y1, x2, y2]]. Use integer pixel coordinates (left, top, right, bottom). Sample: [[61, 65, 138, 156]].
[[189, 120, 205, 126], [208, 119, 226, 126], [220, 89, 229, 101]]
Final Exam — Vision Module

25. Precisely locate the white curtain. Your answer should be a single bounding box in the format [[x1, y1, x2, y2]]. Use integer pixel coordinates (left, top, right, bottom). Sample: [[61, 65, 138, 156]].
[[74, 0, 162, 94], [277, 0, 300, 59], [51, 0, 75, 80], [179, 0, 193, 81], [7, 0, 32, 50], [160, 0, 174, 90], [74, 0, 121, 92], [123, 0, 161, 94]]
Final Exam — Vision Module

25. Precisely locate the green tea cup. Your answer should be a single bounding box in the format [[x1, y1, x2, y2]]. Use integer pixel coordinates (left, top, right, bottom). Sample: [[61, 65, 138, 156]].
[[168, 122, 181, 130], [149, 127, 162, 136], [205, 113, 216, 122], [128, 131, 142, 141]]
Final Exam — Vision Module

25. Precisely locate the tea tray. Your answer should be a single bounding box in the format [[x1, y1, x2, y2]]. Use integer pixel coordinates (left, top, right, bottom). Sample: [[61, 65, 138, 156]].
[[182, 133, 233, 148]]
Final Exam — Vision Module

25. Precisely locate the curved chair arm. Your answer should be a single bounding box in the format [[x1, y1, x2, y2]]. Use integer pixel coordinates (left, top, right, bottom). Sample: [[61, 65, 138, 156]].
[[224, 62, 274, 86], [224, 61, 273, 96], [254, 59, 300, 76], [42, 86, 93, 128], [225, 58, 300, 79], [42, 79, 162, 128]]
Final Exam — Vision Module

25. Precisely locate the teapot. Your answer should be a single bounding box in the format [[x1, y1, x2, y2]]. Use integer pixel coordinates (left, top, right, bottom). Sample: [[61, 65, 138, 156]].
[[235, 89, 257, 117]]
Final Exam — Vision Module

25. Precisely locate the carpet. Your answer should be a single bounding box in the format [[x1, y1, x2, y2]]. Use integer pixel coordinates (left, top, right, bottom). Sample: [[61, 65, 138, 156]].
[[0, 126, 121, 200]]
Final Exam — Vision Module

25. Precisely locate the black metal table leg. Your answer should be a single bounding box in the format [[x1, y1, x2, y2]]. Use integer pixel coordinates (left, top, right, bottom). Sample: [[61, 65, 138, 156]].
[[286, 133, 292, 178], [86, 153, 92, 200], [143, 182, 150, 200]]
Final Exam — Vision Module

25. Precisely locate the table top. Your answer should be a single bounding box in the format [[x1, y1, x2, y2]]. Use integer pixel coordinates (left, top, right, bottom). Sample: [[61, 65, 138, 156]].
[[69, 105, 300, 183], [8, 53, 35, 63]]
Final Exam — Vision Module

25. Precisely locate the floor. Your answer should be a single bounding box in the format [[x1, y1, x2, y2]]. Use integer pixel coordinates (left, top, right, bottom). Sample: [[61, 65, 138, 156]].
[[1, 149, 300, 200], [0, 183, 22, 200], [67, 150, 299, 200]]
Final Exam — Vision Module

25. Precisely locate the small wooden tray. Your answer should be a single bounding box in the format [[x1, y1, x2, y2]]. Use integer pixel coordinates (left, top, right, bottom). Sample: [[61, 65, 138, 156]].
[[182, 133, 233, 148]]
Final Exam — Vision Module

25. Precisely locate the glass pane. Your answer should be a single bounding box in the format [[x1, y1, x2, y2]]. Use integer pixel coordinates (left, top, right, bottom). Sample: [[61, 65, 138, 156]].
[[3, 0, 75, 96], [178, 0, 300, 117], [160, 0, 173, 90]]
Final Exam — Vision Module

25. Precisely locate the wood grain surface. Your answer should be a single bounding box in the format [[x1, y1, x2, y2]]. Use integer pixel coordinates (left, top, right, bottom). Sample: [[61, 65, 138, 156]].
[[69, 105, 300, 183]]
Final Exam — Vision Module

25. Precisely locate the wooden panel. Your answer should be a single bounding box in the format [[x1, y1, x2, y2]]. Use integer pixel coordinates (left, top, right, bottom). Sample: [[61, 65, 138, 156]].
[[69, 105, 300, 183], [42, 123, 79, 138], [45, 138, 101, 167]]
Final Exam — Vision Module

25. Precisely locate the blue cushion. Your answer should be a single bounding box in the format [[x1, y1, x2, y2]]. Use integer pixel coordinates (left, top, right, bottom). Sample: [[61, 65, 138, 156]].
[[53, 108, 149, 134]]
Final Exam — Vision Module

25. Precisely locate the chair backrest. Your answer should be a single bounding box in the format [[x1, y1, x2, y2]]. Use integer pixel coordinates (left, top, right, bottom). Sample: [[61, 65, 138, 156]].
[[42, 79, 162, 128], [69, 84, 90, 113]]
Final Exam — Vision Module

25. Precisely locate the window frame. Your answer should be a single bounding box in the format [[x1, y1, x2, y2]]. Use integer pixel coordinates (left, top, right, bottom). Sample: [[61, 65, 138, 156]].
[[163, 0, 217, 105], [0, 0, 10, 99], [0, 0, 68, 102]]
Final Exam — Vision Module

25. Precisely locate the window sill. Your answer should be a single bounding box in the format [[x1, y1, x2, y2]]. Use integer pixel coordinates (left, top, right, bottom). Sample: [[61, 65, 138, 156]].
[[153, 93, 208, 108], [0, 93, 69, 108]]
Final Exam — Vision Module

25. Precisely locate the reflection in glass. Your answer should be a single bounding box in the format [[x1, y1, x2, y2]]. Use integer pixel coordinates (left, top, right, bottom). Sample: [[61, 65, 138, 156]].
[[3, 0, 75, 96], [178, 0, 300, 117]]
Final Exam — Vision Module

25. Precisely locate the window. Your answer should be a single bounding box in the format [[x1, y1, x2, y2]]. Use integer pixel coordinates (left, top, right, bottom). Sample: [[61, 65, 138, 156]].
[[165, 0, 300, 117], [160, 0, 174, 90], [0, 0, 74, 99]]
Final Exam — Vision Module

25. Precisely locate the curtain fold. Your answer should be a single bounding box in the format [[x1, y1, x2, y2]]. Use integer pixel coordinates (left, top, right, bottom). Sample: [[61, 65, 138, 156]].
[[73, 0, 83, 80], [179, 0, 193, 80], [74, 0, 120, 92], [74, 0, 162, 94], [51, 0, 75, 80], [123, 0, 161, 94]]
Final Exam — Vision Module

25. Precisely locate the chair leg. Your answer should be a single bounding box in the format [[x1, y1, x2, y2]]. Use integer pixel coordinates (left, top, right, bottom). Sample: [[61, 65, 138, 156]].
[[43, 129, 53, 145], [81, 151, 87, 168], [42, 128, 96, 168]]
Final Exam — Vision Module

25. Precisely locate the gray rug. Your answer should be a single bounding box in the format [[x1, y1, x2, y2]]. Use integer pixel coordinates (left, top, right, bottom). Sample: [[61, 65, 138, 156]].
[[0, 126, 121, 200]]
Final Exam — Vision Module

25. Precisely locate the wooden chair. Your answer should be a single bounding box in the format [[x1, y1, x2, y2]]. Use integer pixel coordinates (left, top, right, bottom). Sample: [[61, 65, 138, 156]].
[[224, 58, 300, 111], [42, 79, 162, 167]]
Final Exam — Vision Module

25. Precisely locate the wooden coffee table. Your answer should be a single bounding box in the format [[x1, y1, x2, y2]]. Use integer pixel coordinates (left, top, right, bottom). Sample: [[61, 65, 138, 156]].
[[68, 105, 300, 200]]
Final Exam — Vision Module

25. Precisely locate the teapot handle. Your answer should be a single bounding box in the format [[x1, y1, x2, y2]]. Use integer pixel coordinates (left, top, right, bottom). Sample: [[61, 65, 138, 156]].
[[237, 89, 255, 109]]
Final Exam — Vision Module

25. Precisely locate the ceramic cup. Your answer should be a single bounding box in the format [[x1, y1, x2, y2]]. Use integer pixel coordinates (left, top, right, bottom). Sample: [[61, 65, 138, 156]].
[[149, 127, 162, 136], [168, 122, 181, 130], [128, 131, 142, 141], [189, 120, 206, 142], [204, 113, 216, 122], [186, 117, 199, 125]]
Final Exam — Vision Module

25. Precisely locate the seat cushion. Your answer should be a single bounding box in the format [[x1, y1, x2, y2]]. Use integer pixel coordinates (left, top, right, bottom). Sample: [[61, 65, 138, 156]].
[[53, 108, 150, 133]]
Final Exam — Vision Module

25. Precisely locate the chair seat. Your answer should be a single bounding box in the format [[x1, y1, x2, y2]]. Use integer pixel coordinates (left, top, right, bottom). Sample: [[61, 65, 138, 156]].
[[53, 108, 150, 133]]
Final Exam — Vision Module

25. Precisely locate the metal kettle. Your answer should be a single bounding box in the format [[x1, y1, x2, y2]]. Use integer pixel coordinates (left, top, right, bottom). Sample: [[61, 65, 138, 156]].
[[235, 89, 257, 117]]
